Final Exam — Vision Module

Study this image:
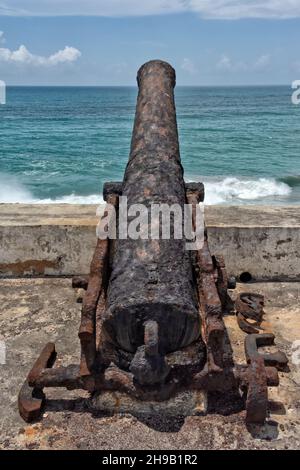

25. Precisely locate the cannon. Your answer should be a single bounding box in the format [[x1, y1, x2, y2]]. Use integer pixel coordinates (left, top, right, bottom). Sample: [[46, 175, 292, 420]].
[[18, 60, 285, 425]]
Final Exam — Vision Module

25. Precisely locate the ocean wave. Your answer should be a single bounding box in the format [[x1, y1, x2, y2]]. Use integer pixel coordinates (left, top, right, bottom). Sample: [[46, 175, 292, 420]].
[[279, 175, 300, 188], [204, 177, 291, 205], [0, 174, 292, 205], [34, 194, 105, 204], [0, 176, 34, 203], [0, 174, 104, 205]]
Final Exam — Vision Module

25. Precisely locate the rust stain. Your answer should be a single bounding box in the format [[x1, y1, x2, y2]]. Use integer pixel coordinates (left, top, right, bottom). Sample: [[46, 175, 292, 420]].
[[0, 259, 60, 275], [113, 393, 121, 412], [24, 426, 38, 438]]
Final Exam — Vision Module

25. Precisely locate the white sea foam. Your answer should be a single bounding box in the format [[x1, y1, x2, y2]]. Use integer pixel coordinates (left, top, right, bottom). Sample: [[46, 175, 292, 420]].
[[0, 176, 34, 203], [203, 177, 291, 205], [35, 194, 105, 204], [0, 174, 104, 204], [0, 174, 292, 205]]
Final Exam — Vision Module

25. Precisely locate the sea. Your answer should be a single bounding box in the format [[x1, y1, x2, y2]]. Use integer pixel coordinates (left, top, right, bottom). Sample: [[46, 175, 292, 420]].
[[0, 86, 299, 205]]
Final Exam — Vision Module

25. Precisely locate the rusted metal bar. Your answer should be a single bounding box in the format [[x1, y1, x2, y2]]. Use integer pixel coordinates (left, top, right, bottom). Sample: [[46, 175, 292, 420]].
[[237, 312, 262, 334], [214, 255, 234, 313], [79, 237, 108, 376], [245, 333, 288, 370], [33, 365, 82, 390], [18, 343, 56, 422], [238, 365, 279, 389], [26, 357, 279, 405], [244, 333, 287, 423], [27, 342, 57, 386], [129, 320, 171, 385], [236, 293, 276, 335], [186, 188, 225, 372], [18, 381, 46, 423], [79, 194, 118, 378], [245, 356, 268, 424], [236, 293, 264, 322]]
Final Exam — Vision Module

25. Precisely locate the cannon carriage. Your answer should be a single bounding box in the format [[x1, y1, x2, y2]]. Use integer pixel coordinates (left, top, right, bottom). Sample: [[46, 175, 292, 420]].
[[18, 60, 285, 425]]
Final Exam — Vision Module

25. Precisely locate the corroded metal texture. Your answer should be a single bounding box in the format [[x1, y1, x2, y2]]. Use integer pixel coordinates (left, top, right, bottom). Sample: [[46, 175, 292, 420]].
[[236, 293, 265, 334], [245, 356, 268, 424], [103, 60, 199, 354], [18, 343, 56, 422], [26, 352, 278, 404], [186, 188, 225, 372], [79, 194, 118, 378], [214, 255, 234, 313], [244, 333, 287, 423], [18, 381, 46, 423], [27, 342, 57, 386], [236, 293, 264, 322], [245, 333, 288, 370], [237, 312, 261, 334], [129, 320, 171, 385]]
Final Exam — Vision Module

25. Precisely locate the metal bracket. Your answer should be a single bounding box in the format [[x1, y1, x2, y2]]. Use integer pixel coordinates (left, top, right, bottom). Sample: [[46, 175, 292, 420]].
[[18, 343, 57, 422], [243, 333, 288, 424], [245, 333, 288, 370]]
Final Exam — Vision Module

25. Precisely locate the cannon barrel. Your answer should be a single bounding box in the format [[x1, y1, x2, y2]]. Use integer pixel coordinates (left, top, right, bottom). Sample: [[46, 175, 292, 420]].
[[103, 60, 200, 355]]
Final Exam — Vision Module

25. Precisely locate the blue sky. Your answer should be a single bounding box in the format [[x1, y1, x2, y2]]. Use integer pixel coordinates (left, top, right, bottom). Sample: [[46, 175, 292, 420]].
[[0, 1, 300, 85]]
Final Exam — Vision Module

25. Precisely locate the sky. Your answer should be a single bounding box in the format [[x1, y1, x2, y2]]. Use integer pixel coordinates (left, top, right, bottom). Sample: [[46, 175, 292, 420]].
[[0, 1, 300, 85]]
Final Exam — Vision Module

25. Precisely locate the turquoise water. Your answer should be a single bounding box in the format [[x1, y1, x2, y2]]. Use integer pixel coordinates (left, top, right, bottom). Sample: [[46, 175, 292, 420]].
[[0, 86, 300, 205]]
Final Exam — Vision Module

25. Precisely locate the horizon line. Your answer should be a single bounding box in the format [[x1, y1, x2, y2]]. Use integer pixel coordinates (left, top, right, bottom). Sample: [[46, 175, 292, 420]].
[[5, 83, 291, 88]]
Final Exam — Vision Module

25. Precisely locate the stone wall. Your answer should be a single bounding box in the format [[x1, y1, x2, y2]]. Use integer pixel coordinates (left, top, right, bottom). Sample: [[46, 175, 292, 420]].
[[0, 204, 299, 281]]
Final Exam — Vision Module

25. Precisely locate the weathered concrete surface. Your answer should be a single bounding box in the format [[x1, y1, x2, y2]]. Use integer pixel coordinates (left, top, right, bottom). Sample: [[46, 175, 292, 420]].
[[206, 205, 300, 282], [0, 204, 299, 280], [0, 278, 299, 450], [90, 390, 207, 418], [0, 204, 98, 277]]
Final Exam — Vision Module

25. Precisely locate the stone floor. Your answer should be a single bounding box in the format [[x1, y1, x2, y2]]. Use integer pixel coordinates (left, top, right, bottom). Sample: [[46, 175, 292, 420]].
[[0, 278, 299, 450]]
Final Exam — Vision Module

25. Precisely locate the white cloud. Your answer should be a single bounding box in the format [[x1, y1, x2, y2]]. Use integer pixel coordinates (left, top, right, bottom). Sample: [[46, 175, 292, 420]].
[[0, 1, 185, 17], [0, 1, 300, 19], [181, 58, 197, 74], [216, 54, 232, 70], [0, 31, 5, 44], [216, 53, 271, 71], [47, 46, 81, 65], [0, 44, 81, 65], [189, 0, 300, 20], [254, 54, 271, 69]]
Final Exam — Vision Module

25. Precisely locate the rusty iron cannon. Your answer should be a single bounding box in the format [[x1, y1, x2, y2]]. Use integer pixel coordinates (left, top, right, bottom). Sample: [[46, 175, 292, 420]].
[[18, 60, 286, 425]]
